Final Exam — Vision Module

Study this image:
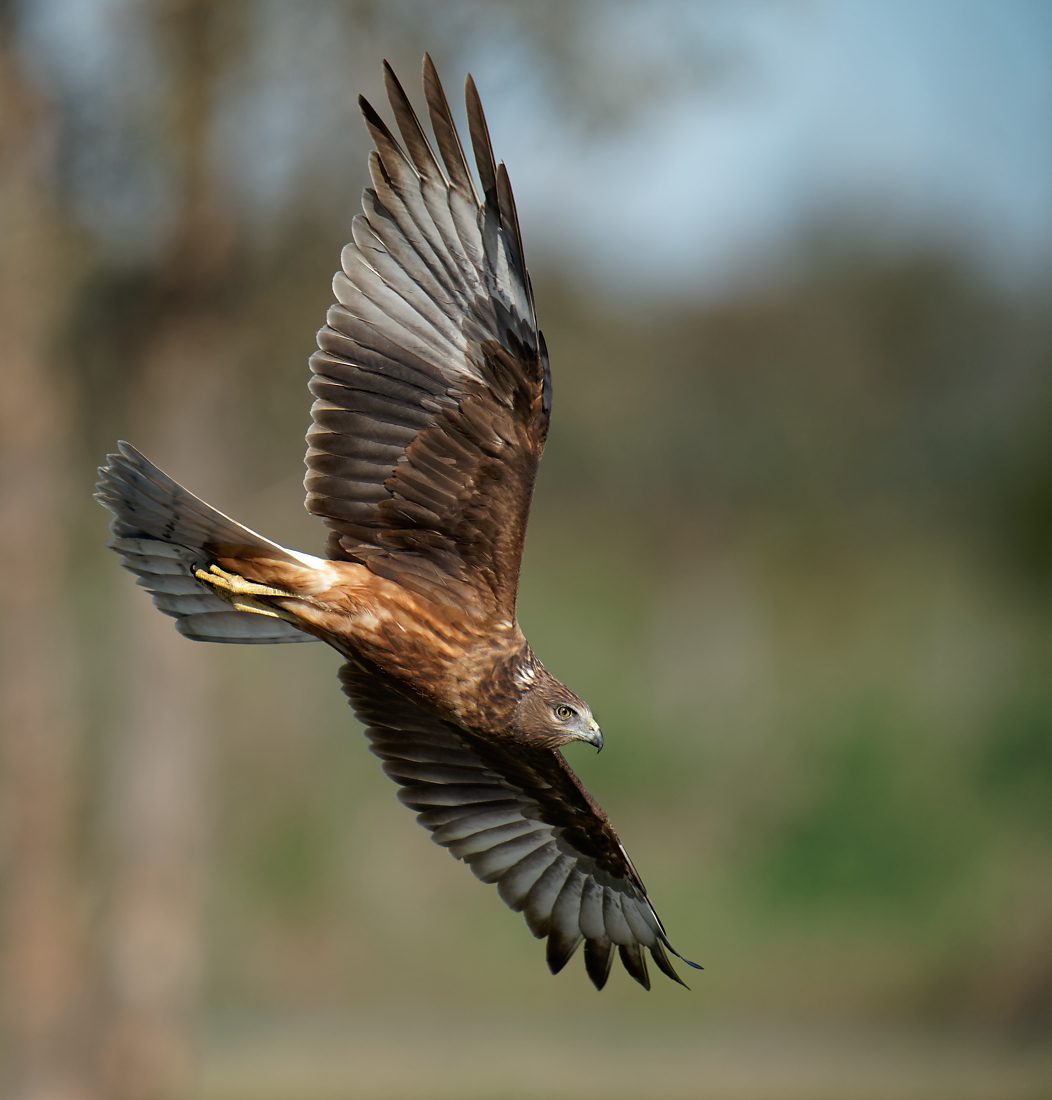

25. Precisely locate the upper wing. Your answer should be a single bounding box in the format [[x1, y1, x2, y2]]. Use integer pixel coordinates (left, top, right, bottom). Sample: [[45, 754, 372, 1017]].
[[341, 661, 700, 990], [305, 56, 550, 620]]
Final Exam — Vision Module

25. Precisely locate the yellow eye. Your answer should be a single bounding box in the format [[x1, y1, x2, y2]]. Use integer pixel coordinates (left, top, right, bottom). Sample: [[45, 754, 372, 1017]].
[[555, 704, 575, 721]]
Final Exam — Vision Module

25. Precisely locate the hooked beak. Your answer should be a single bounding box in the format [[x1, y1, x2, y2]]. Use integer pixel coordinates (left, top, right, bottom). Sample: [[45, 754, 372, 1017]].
[[580, 720, 604, 753]]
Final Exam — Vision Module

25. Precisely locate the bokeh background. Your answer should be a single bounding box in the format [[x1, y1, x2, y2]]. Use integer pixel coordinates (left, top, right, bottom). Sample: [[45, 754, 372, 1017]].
[[2, 1, 1051, 1098]]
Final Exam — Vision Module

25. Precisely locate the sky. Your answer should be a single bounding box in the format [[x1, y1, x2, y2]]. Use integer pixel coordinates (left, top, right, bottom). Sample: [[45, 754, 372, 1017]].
[[500, 0, 1052, 296], [19, 0, 1052, 299]]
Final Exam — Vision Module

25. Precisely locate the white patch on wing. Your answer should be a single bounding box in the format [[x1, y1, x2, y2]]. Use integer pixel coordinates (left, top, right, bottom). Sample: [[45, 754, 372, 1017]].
[[286, 548, 329, 569], [285, 546, 339, 588], [515, 663, 537, 689]]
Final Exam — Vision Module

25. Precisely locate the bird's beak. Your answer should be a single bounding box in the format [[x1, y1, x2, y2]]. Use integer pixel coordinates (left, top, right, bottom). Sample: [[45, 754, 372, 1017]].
[[580, 720, 604, 753]]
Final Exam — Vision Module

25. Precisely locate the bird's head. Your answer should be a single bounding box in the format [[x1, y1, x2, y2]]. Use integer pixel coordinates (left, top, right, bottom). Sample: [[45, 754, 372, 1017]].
[[511, 667, 603, 752]]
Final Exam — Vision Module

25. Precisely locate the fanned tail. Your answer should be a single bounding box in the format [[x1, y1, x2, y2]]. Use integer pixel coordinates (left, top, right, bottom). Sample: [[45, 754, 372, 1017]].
[[95, 442, 316, 644]]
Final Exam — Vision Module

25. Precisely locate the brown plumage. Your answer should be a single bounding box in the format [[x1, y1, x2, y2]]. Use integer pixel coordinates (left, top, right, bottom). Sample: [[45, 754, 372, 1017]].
[[95, 56, 698, 990]]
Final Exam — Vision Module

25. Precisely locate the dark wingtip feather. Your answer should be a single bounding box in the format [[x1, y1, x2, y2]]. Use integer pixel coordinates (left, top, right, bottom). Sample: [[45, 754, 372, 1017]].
[[465, 73, 497, 206], [422, 52, 477, 200], [383, 58, 441, 180], [619, 943, 651, 990], [358, 93, 384, 134], [546, 931, 582, 975], [671, 942, 704, 970], [584, 939, 614, 991], [649, 940, 699, 989]]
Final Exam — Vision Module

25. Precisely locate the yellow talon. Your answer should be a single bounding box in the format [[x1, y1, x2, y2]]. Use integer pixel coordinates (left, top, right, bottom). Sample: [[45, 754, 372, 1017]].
[[229, 597, 284, 620], [194, 564, 301, 625], [194, 563, 289, 599]]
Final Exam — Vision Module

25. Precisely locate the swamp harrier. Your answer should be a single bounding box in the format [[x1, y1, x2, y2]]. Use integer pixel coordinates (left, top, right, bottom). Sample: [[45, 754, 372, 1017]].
[[96, 57, 698, 990]]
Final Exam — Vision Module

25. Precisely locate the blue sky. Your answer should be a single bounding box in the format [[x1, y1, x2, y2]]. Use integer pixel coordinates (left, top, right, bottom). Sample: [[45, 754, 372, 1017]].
[[22, 0, 1052, 299], [495, 1, 1052, 296]]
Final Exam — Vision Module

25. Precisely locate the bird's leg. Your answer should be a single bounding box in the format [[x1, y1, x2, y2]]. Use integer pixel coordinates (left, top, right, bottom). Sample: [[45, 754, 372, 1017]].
[[195, 562, 291, 599], [194, 563, 301, 623]]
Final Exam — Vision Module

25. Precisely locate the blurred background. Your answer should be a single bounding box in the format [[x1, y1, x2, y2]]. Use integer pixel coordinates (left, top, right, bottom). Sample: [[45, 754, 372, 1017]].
[[2, 1, 1051, 1098]]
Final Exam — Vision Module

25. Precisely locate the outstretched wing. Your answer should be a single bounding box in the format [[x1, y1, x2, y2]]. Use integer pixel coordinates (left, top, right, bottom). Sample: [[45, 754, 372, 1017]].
[[306, 56, 550, 620], [341, 661, 700, 990]]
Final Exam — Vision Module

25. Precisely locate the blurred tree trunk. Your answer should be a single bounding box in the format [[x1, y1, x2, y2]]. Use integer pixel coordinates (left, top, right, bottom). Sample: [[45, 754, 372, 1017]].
[[96, 3, 236, 1097], [0, 24, 93, 1100]]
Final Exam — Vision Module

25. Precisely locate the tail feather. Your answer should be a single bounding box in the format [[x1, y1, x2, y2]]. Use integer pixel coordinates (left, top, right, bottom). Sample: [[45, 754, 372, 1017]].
[[96, 441, 292, 555], [96, 443, 316, 645]]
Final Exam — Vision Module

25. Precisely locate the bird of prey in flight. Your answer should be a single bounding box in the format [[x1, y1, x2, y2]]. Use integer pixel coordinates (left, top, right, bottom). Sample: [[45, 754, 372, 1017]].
[[96, 56, 699, 990]]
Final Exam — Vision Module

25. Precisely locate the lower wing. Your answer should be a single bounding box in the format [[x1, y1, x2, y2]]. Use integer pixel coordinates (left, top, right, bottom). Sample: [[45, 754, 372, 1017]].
[[340, 660, 700, 990]]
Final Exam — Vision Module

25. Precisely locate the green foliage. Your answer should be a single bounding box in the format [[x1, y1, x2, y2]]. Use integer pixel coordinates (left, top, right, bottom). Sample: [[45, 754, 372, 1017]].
[[758, 714, 968, 912], [245, 807, 333, 915], [975, 690, 1052, 829]]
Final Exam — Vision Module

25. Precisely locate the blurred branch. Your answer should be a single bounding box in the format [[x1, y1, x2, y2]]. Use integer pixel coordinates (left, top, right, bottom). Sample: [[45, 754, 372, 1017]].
[[0, 18, 91, 1100], [94, 4, 231, 1098]]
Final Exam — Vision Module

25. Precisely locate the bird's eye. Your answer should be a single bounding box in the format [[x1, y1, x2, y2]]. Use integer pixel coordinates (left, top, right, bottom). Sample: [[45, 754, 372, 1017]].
[[554, 704, 575, 721]]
